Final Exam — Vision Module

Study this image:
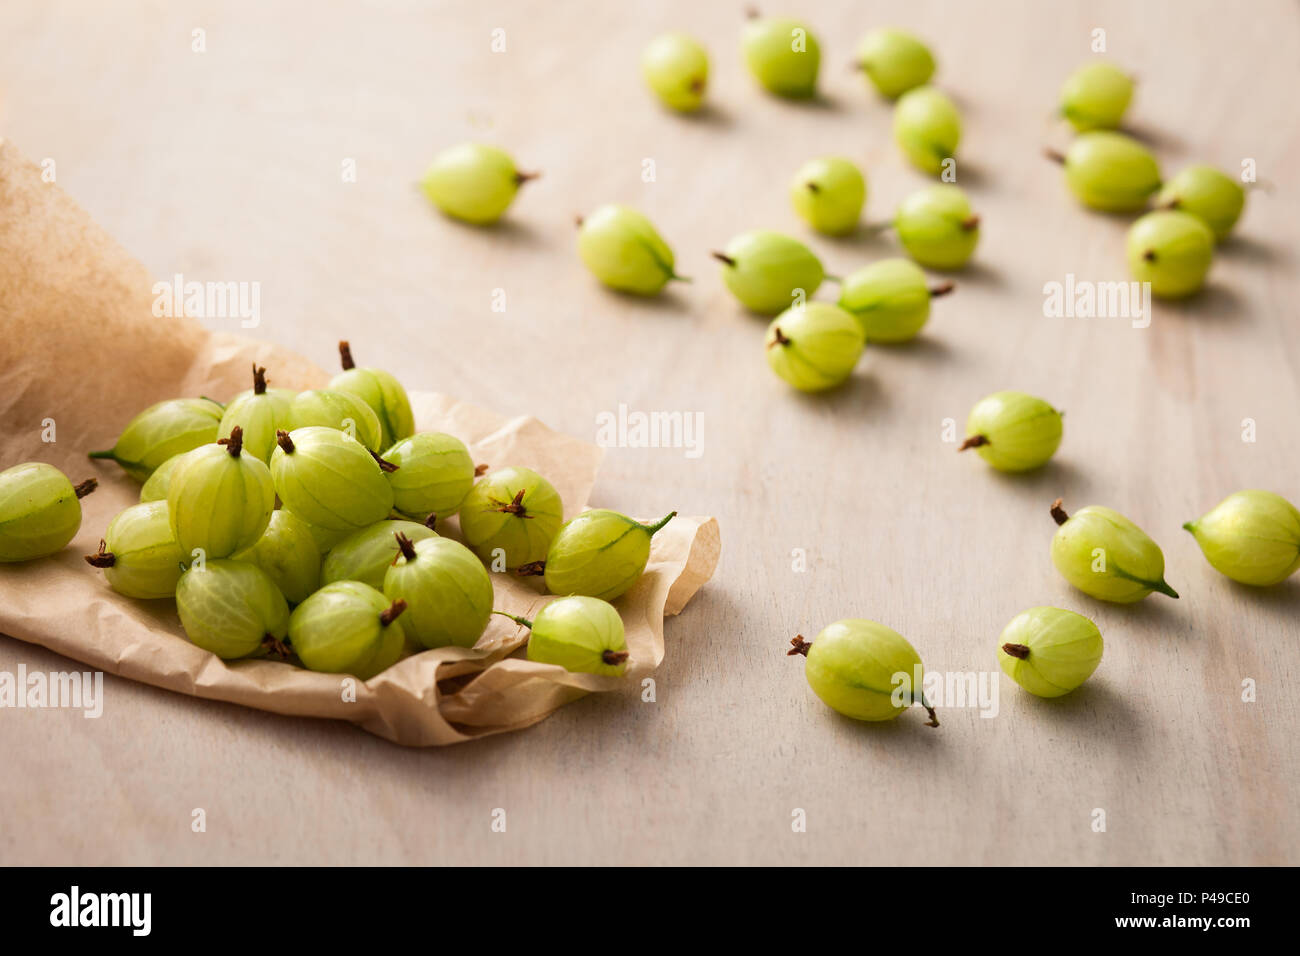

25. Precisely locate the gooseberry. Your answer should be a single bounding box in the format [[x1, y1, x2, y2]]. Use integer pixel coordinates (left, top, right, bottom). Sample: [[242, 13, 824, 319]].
[[997, 606, 1103, 698], [497, 596, 629, 676], [1048, 131, 1160, 212], [88, 397, 223, 482], [893, 85, 961, 176], [420, 143, 536, 225], [642, 33, 709, 112], [1126, 210, 1214, 298], [384, 533, 494, 649], [1154, 165, 1245, 241], [139, 451, 193, 503], [959, 391, 1063, 472], [270, 427, 395, 533], [788, 619, 938, 726], [458, 466, 564, 568], [714, 230, 825, 314], [893, 185, 980, 270], [790, 157, 866, 235], [321, 516, 438, 590], [577, 204, 686, 296], [1050, 498, 1178, 602], [176, 559, 290, 660], [217, 365, 295, 463], [329, 341, 416, 451], [288, 581, 407, 680], [166, 427, 274, 559], [287, 388, 384, 452], [84, 500, 185, 599], [1059, 61, 1134, 132], [543, 510, 676, 601], [837, 258, 952, 343], [741, 13, 820, 98], [0, 463, 97, 562], [854, 28, 935, 99], [764, 303, 865, 392], [383, 432, 477, 519], [1184, 490, 1300, 587], [230, 509, 321, 604]]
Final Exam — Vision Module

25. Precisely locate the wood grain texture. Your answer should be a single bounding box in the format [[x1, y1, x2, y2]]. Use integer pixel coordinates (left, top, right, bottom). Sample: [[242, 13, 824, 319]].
[[1, 0, 1297, 865]]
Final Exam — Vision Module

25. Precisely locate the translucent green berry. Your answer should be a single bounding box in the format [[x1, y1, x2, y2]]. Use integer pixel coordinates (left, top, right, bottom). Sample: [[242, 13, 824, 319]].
[[855, 28, 935, 99], [1050, 498, 1178, 603], [788, 620, 938, 726], [382, 432, 476, 520], [321, 517, 438, 590], [642, 33, 709, 112], [1126, 210, 1214, 299], [498, 596, 629, 676], [329, 341, 416, 451], [139, 452, 191, 503], [997, 607, 1103, 698], [837, 258, 951, 343], [894, 185, 980, 270], [790, 157, 866, 235], [176, 559, 290, 660], [959, 391, 1063, 472], [1155, 165, 1245, 241], [289, 581, 407, 680], [714, 230, 825, 314], [459, 466, 564, 569], [741, 15, 820, 98], [764, 303, 865, 392], [167, 428, 274, 560], [84, 500, 185, 599], [287, 388, 384, 452], [543, 510, 676, 602], [1184, 490, 1300, 587], [420, 143, 535, 225], [384, 534, 494, 649], [270, 427, 395, 533], [893, 85, 961, 175], [577, 204, 685, 296], [1052, 131, 1161, 212], [230, 509, 321, 604], [0, 463, 97, 562], [88, 397, 224, 482], [217, 365, 295, 463], [1059, 61, 1134, 131]]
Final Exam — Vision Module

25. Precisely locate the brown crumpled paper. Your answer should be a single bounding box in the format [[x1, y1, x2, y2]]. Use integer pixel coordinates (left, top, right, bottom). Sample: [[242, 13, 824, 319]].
[[0, 140, 721, 745]]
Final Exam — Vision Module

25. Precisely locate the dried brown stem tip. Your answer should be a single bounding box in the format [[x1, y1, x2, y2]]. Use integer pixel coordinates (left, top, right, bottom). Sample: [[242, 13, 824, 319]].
[[252, 363, 268, 395], [958, 434, 989, 452], [276, 430, 295, 454], [769, 326, 791, 349], [514, 170, 540, 185], [602, 649, 630, 666], [379, 599, 408, 626], [74, 478, 98, 499], [1042, 147, 1067, 165], [921, 702, 940, 728], [338, 340, 356, 371], [929, 281, 956, 298], [219, 425, 244, 458], [84, 540, 115, 568], [263, 635, 292, 661], [574, 214, 584, 228], [370, 450, 399, 473], [961, 215, 981, 231], [515, 561, 546, 577], [805, 181, 821, 194], [474, 463, 489, 477], [788, 635, 812, 657], [711, 251, 737, 267], [394, 531, 418, 561], [1002, 642, 1031, 660], [1143, 249, 1157, 262], [496, 489, 529, 517], [1050, 498, 1070, 526], [423, 513, 438, 531]]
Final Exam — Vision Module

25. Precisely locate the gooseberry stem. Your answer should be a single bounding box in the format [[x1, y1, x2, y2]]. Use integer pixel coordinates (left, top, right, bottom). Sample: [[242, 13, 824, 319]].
[[84, 541, 115, 568], [1042, 147, 1066, 165], [495, 489, 529, 517], [710, 251, 737, 267], [394, 532, 418, 562], [424, 513, 438, 531], [74, 479, 98, 498], [787, 635, 812, 656], [219, 425, 244, 458], [339, 340, 356, 371], [1050, 498, 1069, 526], [276, 430, 295, 454], [514, 170, 540, 185], [379, 599, 408, 626], [87, 450, 116, 460], [929, 281, 956, 298], [474, 463, 489, 477], [370, 450, 399, 473], [960, 215, 980, 231], [263, 634, 292, 661], [252, 363, 268, 395], [957, 434, 988, 452], [769, 326, 791, 348], [919, 694, 940, 728], [602, 649, 630, 665], [642, 511, 677, 535], [1002, 642, 1031, 660], [1151, 579, 1180, 599], [515, 561, 546, 576], [492, 609, 534, 629]]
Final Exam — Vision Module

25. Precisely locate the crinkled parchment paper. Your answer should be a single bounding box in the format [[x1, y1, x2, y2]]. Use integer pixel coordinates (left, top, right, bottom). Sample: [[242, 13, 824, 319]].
[[0, 140, 720, 745]]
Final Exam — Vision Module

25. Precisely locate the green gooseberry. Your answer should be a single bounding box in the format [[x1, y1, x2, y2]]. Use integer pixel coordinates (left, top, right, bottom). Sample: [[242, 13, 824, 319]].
[[764, 303, 865, 392], [741, 14, 820, 98], [642, 33, 709, 112], [893, 85, 961, 175], [270, 427, 395, 533], [1184, 490, 1300, 587], [1050, 498, 1178, 603], [577, 204, 686, 296], [997, 607, 1103, 698], [230, 509, 321, 604], [1050, 131, 1161, 212], [419, 143, 536, 225], [893, 185, 980, 270], [139, 451, 195, 502], [384, 533, 494, 649], [289, 581, 408, 680], [854, 28, 935, 99], [713, 230, 825, 314], [837, 258, 952, 343], [1126, 210, 1214, 298], [788, 619, 938, 726], [1059, 61, 1134, 132], [217, 364, 295, 463], [287, 388, 384, 452], [167, 427, 274, 559], [0, 464, 97, 562], [543, 510, 676, 602], [321, 517, 438, 590], [458, 466, 564, 569], [959, 391, 1063, 472], [382, 432, 477, 520], [497, 596, 629, 676], [790, 157, 866, 235], [176, 559, 290, 660], [88, 397, 224, 482], [329, 341, 416, 451], [1154, 165, 1246, 241], [84, 500, 185, 599]]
